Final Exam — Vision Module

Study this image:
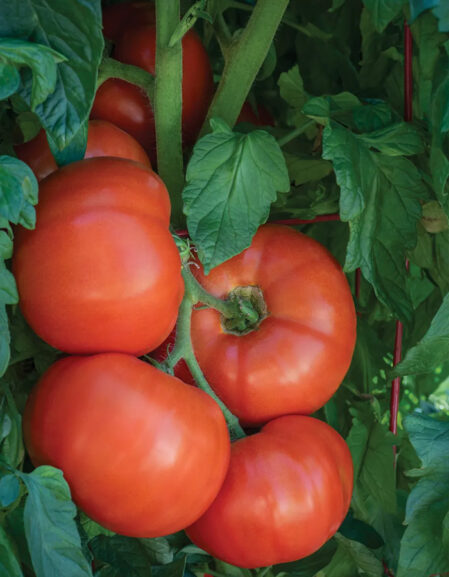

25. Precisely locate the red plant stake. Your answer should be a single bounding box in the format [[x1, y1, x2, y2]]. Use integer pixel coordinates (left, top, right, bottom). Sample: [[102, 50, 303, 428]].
[[389, 22, 413, 438]]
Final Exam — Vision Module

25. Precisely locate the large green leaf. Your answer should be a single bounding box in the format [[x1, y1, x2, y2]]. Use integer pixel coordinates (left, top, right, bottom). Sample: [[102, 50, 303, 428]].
[[183, 118, 289, 273], [273, 540, 337, 577], [393, 293, 449, 376], [362, 0, 407, 32], [0, 524, 23, 577], [317, 534, 383, 577], [347, 405, 397, 519], [0, 156, 38, 229], [0, 38, 64, 108], [7, 0, 104, 160], [18, 466, 93, 577], [322, 121, 425, 321], [90, 534, 175, 576], [397, 414, 449, 576]]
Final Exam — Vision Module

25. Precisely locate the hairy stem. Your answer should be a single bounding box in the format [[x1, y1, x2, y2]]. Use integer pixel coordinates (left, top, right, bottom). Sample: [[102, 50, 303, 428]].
[[155, 0, 184, 227], [167, 288, 245, 441], [97, 57, 154, 102], [200, 0, 289, 134]]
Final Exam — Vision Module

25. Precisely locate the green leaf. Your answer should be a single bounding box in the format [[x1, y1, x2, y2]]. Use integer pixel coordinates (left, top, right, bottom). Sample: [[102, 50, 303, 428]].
[[285, 155, 333, 186], [362, 0, 407, 32], [410, 0, 439, 21], [90, 534, 174, 577], [433, 2, 449, 31], [279, 66, 306, 110], [17, 0, 104, 157], [317, 534, 383, 577], [323, 122, 425, 321], [303, 93, 361, 125], [0, 524, 23, 577], [152, 557, 186, 577], [411, 12, 447, 121], [0, 473, 20, 507], [0, 156, 38, 229], [0, 38, 64, 108], [78, 512, 114, 541], [358, 122, 424, 156], [183, 119, 289, 273], [347, 405, 397, 519], [18, 466, 93, 577], [273, 539, 338, 577], [345, 317, 391, 395], [0, 63, 20, 101], [393, 293, 449, 376], [0, 382, 23, 467], [397, 414, 449, 576]]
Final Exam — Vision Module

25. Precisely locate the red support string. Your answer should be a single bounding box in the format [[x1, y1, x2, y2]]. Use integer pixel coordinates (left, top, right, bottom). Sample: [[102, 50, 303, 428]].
[[389, 22, 413, 438]]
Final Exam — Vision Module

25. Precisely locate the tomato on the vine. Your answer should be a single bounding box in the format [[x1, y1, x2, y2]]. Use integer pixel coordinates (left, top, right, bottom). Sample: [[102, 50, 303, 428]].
[[102, 1, 155, 42], [13, 157, 183, 355], [14, 119, 151, 181], [187, 415, 353, 568], [23, 353, 231, 537], [91, 26, 214, 163], [190, 224, 357, 425]]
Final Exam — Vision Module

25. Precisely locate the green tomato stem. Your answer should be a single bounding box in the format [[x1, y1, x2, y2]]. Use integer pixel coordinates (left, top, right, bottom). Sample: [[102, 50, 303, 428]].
[[155, 0, 184, 227], [277, 119, 315, 148], [97, 57, 155, 102], [200, 0, 289, 134], [167, 284, 245, 441]]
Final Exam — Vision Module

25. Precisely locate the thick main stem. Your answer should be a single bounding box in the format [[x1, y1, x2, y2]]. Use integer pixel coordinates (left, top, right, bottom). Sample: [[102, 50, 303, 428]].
[[155, 0, 184, 227], [201, 0, 289, 134]]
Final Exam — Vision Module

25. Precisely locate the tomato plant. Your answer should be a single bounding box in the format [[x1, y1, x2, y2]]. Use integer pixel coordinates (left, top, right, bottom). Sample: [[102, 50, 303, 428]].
[[15, 119, 151, 180], [13, 157, 183, 355], [23, 353, 230, 536], [1, 1, 449, 577], [187, 415, 353, 567]]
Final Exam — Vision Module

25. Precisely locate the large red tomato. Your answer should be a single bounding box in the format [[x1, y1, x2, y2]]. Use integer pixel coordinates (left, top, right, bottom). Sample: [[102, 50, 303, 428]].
[[14, 119, 151, 181], [187, 415, 353, 567], [190, 224, 357, 425], [102, 1, 155, 42], [13, 157, 183, 355], [91, 26, 214, 163], [23, 353, 231, 537]]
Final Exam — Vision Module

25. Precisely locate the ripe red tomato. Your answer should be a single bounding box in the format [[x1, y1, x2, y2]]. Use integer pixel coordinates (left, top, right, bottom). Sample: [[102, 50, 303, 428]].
[[13, 157, 183, 355], [14, 119, 151, 181], [187, 415, 353, 567], [102, 1, 155, 42], [23, 353, 231, 537], [91, 26, 214, 163], [190, 224, 357, 425]]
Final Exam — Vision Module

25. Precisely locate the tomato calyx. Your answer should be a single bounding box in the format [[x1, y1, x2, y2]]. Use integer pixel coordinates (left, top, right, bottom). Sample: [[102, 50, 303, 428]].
[[221, 285, 267, 335]]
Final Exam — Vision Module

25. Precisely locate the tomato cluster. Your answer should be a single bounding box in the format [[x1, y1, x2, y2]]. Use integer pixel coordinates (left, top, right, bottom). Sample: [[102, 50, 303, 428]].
[[14, 2, 356, 569]]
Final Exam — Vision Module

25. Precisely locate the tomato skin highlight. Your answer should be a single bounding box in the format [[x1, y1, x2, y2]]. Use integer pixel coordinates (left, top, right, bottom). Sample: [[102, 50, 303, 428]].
[[187, 415, 353, 568], [91, 26, 214, 163], [23, 353, 231, 537], [14, 119, 151, 181], [190, 224, 357, 426], [13, 157, 183, 355]]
